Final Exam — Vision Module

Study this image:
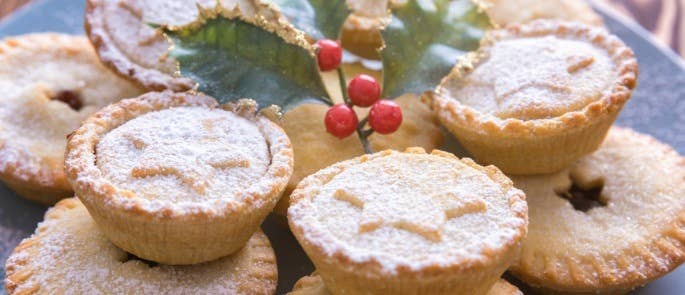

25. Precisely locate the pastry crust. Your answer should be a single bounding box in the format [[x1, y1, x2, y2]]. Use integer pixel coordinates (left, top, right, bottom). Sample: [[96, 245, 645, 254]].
[[341, 0, 389, 59], [5, 198, 277, 294], [84, 0, 284, 91], [342, 0, 603, 59], [64, 91, 293, 264], [85, 0, 194, 91], [484, 0, 604, 27], [434, 21, 638, 175], [288, 148, 528, 294], [288, 273, 522, 295], [510, 127, 685, 293], [0, 33, 142, 204]]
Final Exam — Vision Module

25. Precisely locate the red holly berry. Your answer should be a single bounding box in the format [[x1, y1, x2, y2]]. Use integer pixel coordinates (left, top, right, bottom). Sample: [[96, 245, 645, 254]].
[[348, 74, 381, 107], [368, 100, 402, 134], [325, 104, 358, 139], [316, 39, 342, 72]]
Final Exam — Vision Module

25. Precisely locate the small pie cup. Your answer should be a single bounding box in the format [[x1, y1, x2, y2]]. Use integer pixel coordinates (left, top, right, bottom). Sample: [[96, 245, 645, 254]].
[[5, 198, 278, 294], [289, 148, 527, 294], [433, 21, 638, 175], [0, 33, 142, 204], [65, 91, 293, 265], [510, 127, 685, 293]]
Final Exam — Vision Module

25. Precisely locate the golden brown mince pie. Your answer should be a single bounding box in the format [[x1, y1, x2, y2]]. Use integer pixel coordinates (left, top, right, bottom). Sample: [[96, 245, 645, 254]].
[[65, 91, 293, 265], [434, 20, 638, 175], [0, 33, 142, 204], [5, 198, 277, 294], [510, 127, 685, 293], [288, 148, 527, 294]]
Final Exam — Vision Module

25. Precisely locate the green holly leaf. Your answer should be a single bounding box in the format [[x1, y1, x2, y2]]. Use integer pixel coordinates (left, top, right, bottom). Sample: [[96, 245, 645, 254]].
[[271, 0, 350, 40], [381, 0, 491, 98], [164, 10, 332, 110]]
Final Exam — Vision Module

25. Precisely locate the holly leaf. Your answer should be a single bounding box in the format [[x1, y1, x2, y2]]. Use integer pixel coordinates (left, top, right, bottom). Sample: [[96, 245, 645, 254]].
[[381, 0, 491, 98], [271, 0, 350, 40], [164, 10, 332, 110]]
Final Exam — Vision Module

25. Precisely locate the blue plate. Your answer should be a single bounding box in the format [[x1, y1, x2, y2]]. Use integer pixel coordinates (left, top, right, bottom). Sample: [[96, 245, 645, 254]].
[[0, 1, 684, 294]]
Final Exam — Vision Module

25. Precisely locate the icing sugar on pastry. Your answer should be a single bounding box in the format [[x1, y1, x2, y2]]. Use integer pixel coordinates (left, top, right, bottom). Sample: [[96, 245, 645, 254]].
[[332, 181, 487, 243], [510, 127, 685, 293], [289, 149, 527, 272], [452, 36, 615, 120], [289, 149, 527, 294], [484, 0, 604, 27], [96, 107, 270, 203], [287, 273, 523, 295], [0, 33, 142, 204], [86, 0, 282, 90], [4, 198, 278, 294], [433, 21, 637, 175], [65, 91, 293, 265]]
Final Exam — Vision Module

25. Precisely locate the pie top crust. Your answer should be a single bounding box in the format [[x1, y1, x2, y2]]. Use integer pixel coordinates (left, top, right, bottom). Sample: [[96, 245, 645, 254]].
[[510, 127, 685, 291], [65, 91, 293, 218], [85, 0, 283, 91], [288, 273, 522, 295], [4, 198, 278, 294], [448, 34, 614, 120], [0, 33, 142, 190], [434, 21, 638, 136], [484, 0, 604, 27], [96, 105, 269, 204], [288, 148, 527, 275]]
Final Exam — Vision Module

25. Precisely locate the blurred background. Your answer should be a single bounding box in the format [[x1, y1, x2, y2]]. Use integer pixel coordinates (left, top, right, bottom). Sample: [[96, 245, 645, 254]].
[[595, 0, 684, 57], [1, 0, 684, 58]]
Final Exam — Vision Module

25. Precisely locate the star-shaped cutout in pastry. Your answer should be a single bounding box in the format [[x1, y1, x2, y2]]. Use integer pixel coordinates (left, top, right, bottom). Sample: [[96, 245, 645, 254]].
[[124, 131, 250, 195], [334, 189, 487, 242]]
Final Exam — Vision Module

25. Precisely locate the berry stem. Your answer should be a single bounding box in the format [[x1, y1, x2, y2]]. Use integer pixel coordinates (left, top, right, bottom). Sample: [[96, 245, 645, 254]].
[[358, 126, 374, 154], [337, 67, 350, 104], [336, 67, 374, 154], [358, 116, 368, 128]]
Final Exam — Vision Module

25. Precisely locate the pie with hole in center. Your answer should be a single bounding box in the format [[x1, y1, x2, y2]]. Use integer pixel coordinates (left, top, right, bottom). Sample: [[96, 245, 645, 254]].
[[0, 33, 142, 204], [509, 127, 685, 293], [434, 20, 638, 175], [288, 148, 527, 294], [64, 91, 293, 265], [4, 198, 277, 294]]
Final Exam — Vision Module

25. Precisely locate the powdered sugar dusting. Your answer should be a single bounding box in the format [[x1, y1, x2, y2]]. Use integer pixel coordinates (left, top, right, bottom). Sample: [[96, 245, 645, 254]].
[[96, 106, 270, 204], [511, 127, 685, 284], [0, 34, 142, 184], [450, 36, 615, 120], [90, 0, 282, 89], [289, 152, 527, 273], [6, 199, 276, 294]]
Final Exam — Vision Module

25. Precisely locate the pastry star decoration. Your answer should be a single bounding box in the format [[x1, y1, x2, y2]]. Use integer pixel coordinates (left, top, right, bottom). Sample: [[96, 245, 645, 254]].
[[124, 131, 250, 195], [496, 53, 596, 101], [335, 189, 487, 242]]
